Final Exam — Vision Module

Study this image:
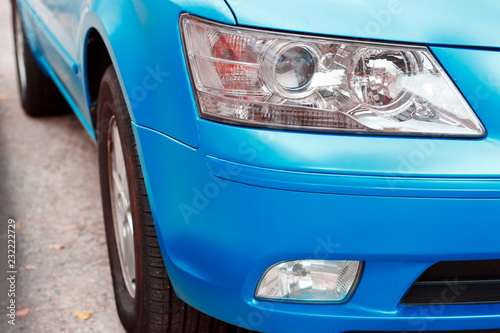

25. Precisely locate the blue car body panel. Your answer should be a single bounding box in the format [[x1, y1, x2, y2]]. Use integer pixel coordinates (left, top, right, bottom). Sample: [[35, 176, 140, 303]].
[[19, 0, 235, 146], [133, 122, 500, 333], [16, 0, 500, 331], [225, 0, 500, 49]]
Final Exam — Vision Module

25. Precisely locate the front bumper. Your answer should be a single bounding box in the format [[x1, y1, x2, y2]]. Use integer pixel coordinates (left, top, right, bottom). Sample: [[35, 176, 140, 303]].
[[132, 117, 500, 332], [127, 39, 500, 333]]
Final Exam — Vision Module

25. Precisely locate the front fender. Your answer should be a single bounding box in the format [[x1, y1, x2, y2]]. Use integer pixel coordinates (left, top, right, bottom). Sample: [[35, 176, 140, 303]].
[[78, 0, 236, 148]]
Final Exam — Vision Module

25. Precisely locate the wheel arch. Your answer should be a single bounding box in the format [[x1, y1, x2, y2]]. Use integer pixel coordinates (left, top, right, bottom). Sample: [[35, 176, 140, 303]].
[[78, 0, 236, 148], [78, 10, 128, 138], [84, 28, 112, 131]]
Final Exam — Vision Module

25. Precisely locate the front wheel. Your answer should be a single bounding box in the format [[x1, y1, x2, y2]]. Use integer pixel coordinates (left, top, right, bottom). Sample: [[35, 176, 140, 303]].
[[97, 65, 231, 333]]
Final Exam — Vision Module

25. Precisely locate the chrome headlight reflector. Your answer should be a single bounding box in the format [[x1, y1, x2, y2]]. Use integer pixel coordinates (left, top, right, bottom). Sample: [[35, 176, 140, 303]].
[[181, 14, 484, 137]]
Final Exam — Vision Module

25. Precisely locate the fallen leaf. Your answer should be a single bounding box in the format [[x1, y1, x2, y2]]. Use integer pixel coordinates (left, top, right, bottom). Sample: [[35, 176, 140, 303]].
[[48, 244, 65, 250], [78, 215, 90, 222], [14, 223, 21, 229], [66, 226, 78, 231], [25, 265, 37, 270], [85, 224, 97, 233], [15, 308, 29, 316], [75, 312, 93, 320]]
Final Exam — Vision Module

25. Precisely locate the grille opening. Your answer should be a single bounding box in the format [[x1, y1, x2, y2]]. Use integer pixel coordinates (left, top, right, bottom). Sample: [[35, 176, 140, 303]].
[[402, 260, 500, 306]]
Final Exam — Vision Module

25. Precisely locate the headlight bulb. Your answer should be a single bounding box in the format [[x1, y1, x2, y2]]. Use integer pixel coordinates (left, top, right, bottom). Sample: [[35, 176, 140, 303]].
[[351, 49, 416, 110]]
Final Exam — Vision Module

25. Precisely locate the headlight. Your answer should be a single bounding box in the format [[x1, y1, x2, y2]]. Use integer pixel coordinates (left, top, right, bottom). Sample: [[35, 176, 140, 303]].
[[181, 14, 484, 137]]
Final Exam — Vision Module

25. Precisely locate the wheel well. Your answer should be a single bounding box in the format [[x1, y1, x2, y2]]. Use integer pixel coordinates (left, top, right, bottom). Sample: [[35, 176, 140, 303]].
[[85, 29, 112, 129]]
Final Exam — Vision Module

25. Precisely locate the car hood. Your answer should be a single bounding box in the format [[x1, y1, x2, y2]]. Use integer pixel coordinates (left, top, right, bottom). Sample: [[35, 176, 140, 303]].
[[225, 0, 500, 48]]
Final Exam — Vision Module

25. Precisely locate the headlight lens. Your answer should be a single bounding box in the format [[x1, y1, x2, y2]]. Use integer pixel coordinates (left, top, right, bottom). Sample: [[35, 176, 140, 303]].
[[181, 14, 484, 137], [255, 260, 362, 303], [352, 49, 415, 109], [272, 43, 318, 96]]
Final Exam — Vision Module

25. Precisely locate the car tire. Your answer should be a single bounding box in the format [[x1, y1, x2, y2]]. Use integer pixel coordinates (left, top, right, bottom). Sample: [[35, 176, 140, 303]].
[[97, 65, 231, 333], [12, 1, 69, 117]]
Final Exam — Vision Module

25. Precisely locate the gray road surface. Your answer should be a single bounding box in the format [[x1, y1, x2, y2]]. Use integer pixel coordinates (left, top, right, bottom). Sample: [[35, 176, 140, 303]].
[[0, 1, 125, 332]]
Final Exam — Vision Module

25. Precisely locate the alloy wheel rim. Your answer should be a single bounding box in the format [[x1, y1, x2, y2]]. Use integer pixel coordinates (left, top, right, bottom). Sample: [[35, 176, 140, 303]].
[[108, 116, 136, 298]]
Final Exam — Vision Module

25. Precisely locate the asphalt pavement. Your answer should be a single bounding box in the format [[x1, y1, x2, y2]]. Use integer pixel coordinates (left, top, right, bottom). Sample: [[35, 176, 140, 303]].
[[0, 1, 125, 332]]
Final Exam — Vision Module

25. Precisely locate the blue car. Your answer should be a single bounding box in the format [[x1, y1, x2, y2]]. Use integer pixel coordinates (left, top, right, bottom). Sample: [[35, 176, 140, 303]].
[[12, 0, 500, 332]]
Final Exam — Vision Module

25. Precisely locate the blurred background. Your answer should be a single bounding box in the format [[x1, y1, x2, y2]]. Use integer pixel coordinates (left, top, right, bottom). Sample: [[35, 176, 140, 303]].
[[0, 0, 124, 331]]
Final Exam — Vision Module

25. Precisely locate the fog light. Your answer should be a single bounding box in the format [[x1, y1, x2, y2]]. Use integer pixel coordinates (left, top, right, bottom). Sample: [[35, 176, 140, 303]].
[[255, 260, 362, 303]]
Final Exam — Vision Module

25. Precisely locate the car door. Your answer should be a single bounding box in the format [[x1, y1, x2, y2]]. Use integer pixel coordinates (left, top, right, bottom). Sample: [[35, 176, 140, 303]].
[[26, 0, 92, 126]]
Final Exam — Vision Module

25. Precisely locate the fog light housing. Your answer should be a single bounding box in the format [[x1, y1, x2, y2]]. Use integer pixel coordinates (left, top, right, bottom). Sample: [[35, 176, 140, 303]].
[[255, 260, 362, 303]]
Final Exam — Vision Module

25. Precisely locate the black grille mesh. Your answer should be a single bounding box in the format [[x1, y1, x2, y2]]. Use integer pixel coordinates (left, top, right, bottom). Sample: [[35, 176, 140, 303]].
[[402, 260, 500, 305]]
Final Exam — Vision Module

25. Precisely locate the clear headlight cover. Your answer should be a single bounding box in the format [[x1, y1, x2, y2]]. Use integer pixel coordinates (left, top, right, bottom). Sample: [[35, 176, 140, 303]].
[[181, 14, 484, 137]]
